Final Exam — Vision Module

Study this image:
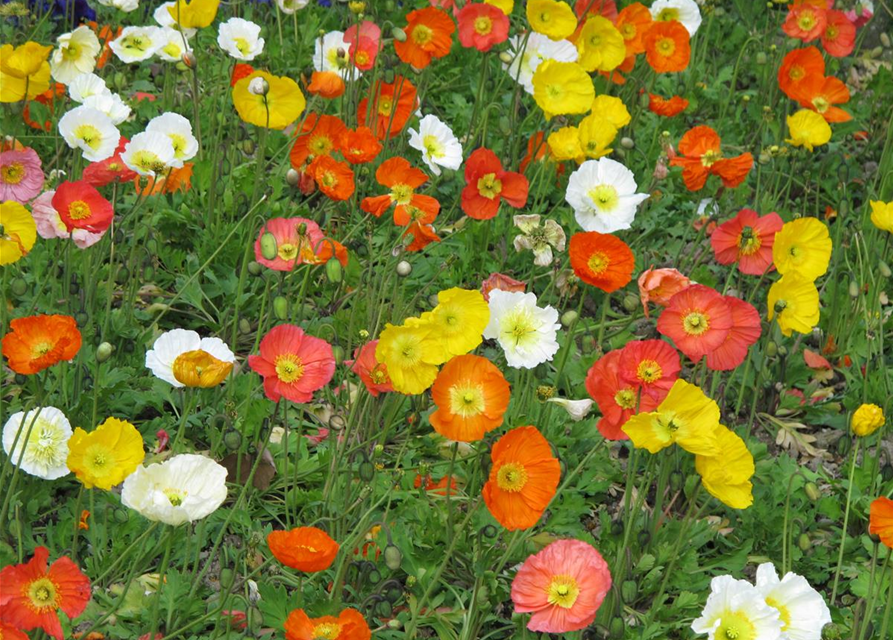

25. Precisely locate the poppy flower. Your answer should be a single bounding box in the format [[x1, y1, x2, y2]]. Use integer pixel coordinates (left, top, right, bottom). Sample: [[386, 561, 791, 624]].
[[767, 274, 820, 337], [0, 547, 91, 640], [457, 2, 509, 52], [585, 350, 660, 440], [777, 47, 825, 102], [481, 272, 526, 301], [267, 526, 339, 572], [520, 131, 553, 173], [289, 114, 347, 169], [786, 109, 832, 151], [710, 208, 783, 276], [0, 147, 43, 204], [135, 163, 194, 196], [821, 10, 855, 57], [482, 426, 560, 530], [568, 231, 635, 293], [705, 296, 761, 371], [414, 473, 458, 496], [643, 20, 690, 73], [403, 221, 441, 252], [618, 339, 680, 402], [783, 3, 827, 42], [248, 324, 336, 403], [532, 60, 595, 119], [616, 2, 652, 55], [232, 70, 305, 130], [67, 417, 145, 490], [343, 20, 381, 71], [357, 76, 418, 140], [772, 217, 832, 281], [657, 285, 734, 362], [796, 74, 851, 122], [574, 0, 618, 20], [669, 126, 753, 191], [307, 155, 355, 201], [0, 621, 28, 640], [637, 267, 692, 317], [511, 539, 612, 633], [361, 157, 439, 225], [346, 341, 393, 397], [375, 320, 441, 395], [339, 126, 381, 164], [284, 608, 371, 640], [694, 425, 755, 509], [648, 93, 688, 117], [52, 180, 113, 233], [254, 217, 347, 271], [869, 496, 893, 549], [429, 354, 510, 442], [231, 62, 255, 86], [2, 314, 82, 375], [0, 200, 38, 265], [527, 0, 578, 40], [82, 136, 138, 187], [306, 71, 345, 99], [394, 7, 455, 70], [461, 148, 529, 220]]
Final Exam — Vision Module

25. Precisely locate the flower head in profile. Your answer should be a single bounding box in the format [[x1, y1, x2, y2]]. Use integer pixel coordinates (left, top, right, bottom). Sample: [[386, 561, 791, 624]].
[[218, 18, 265, 61], [657, 285, 733, 362], [578, 115, 619, 159], [694, 426, 754, 509], [786, 109, 832, 151], [307, 71, 345, 99], [0, 547, 90, 640], [308, 155, 355, 201], [637, 267, 691, 317], [670, 126, 753, 191], [458, 2, 509, 52], [313, 31, 359, 81], [2, 407, 72, 479], [691, 576, 783, 640], [648, 93, 689, 117], [268, 527, 339, 572], [586, 349, 660, 440], [513, 214, 566, 266], [705, 296, 761, 372], [422, 287, 491, 363], [430, 354, 510, 442], [146, 112, 199, 165], [52, 180, 113, 233], [67, 417, 145, 490], [483, 290, 560, 369], [347, 341, 393, 397], [532, 60, 594, 119], [565, 157, 648, 233], [284, 608, 371, 640], [249, 325, 336, 403], [511, 538, 611, 632], [772, 217, 832, 281], [58, 105, 120, 162], [0, 41, 52, 102], [145, 329, 235, 388], [483, 426, 560, 530], [50, 26, 101, 84], [2, 314, 82, 375], [167, 0, 221, 29], [767, 274, 820, 337], [375, 320, 441, 394], [547, 397, 594, 421], [527, 0, 578, 41], [461, 148, 529, 220], [870, 200, 893, 234], [82, 137, 137, 188], [502, 32, 578, 94], [122, 454, 228, 525], [0, 200, 38, 265], [408, 114, 463, 176], [394, 7, 455, 69], [569, 231, 635, 293], [870, 496, 893, 549], [233, 70, 306, 130], [711, 209, 783, 276], [68, 73, 109, 103], [851, 403, 884, 437], [754, 562, 831, 640], [481, 272, 527, 301], [357, 76, 418, 140], [643, 20, 690, 73]]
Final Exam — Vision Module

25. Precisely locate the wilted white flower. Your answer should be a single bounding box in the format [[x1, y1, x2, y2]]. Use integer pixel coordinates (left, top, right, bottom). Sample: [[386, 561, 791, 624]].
[[513, 214, 566, 266], [408, 114, 463, 177], [546, 397, 594, 421], [145, 329, 235, 387], [2, 407, 72, 480]]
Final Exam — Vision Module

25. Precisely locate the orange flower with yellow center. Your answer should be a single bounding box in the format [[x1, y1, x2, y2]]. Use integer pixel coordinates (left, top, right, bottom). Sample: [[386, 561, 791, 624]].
[[430, 354, 510, 442], [172, 349, 233, 387]]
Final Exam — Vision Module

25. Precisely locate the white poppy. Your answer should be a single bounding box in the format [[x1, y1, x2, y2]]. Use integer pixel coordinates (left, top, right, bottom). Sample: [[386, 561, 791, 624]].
[[217, 17, 264, 61], [145, 329, 235, 387], [314, 31, 360, 81], [483, 290, 560, 369], [156, 28, 192, 62], [50, 26, 101, 84], [503, 33, 578, 95], [146, 113, 199, 164], [97, 0, 140, 11], [276, 0, 310, 13], [83, 93, 132, 126], [122, 454, 228, 526], [153, 2, 197, 38], [68, 72, 110, 103], [58, 105, 120, 162], [692, 575, 783, 640], [110, 26, 162, 64], [565, 158, 649, 233], [546, 397, 594, 421], [121, 131, 177, 177], [2, 407, 72, 480], [755, 563, 831, 640], [408, 114, 463, 177], [650, 0, 702, 36]]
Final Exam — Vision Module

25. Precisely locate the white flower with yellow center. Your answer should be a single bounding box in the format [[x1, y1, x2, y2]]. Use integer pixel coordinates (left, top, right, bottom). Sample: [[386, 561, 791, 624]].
[[153, 2, 197, 38], [122, 454, 228, 526], [483, 290, 560, 369], [145, 329, 235, 387], [2, 407, 72, 480], [110, 26, 163, 64], [650, 0, 702, 36], [217, 17, 265, 61], [565, 157, 649, 233], [50, 26, 101, 84], [503, 32, 578, 95], [755, 564, 831, 640], [277, 0, 310, 14], [408, 114, 463, 177], [58, 105, 120, 162], [97, 0, 140, 11], [156, 27, 192, 62], [146, 112, 199, 165], [692, 575, 783, 640], [83, 92, 131, 125], [121, 131, 177, 177], [68, 72, 110, 103], [314, 30, 360, 81]]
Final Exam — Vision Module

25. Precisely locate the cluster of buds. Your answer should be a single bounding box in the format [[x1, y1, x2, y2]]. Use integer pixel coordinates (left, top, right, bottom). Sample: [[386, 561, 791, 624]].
[[758, 144, 789, 164]]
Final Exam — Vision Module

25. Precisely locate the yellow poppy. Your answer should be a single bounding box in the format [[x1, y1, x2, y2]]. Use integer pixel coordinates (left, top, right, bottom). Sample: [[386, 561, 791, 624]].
[[786, 109, 831, 151], [0, 200, 38, 265], [869, 201, 893, 234], [233, 71, 306, 130], [767, 274, 820, 337], [0, 42, 52, 102], [577, 16, 626, 72], [172, 349, 233, 387], [376, 320, 441, 395], [419, 288, 490, 364], [547, 126, 584, 162], [167, 0, 221, 29], [526, 0, 577, 40], [772, 218, 832, 281], [578, 114, 618, 159], [695, 426, 754, 510], [67, 417, 145, 490], [532, 60, 594, 119]]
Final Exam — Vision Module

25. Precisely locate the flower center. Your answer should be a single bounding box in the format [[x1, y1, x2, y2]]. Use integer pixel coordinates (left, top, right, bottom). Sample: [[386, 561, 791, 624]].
[[122, 35, 149, 53], [614, 388, 636, 409], [545, 83, 564, 100], [620, 24, 637, 40], [319, 170, 337, 188], [31, 341, 53, 357], [715, 610, 757, 640], [738, 227, 762, 255], [798, 11, 817, 31], [701, 149, 721, 167], [275, 354, 305, 383], [278, 242, 298, 261], [789, 65, 805, 81], [169, 133, 188, 158], [370, 364, 389, 384], [477, 173, 502, 199], [449, 384, 485, 417], [683, 311, 709, 336], [637, 359, 662, 383], [811, 96, 829, 113], [27, 577, 59, 611], [412, 24, 433, 45], [313, 623, 341, 640], [234, 37, 251, 54], [355, 50, 370, 66], [309, 134, 334, 157], [164, 488, 187, 506], [501, 308, 537, 347], [546, 575, 580, 609], [68, 200, 92, 220], [422, 134, 445, 159], [588, 184, 619, 212], [1, 162, 25, 184], [656, 8, 680, 22], [391, 183, 414, 205], [474, 16, 493, 36], [377, 96, 393, 116], [162, 42, 182, 58], [74, 124, 102, 150], [130, 150, 166, 173], [84, 443, 115, 477], [656, 37, 676, 57], [587, 251, 610, 275], [825, 24, 838, 40], [496, 462, 528, 492]]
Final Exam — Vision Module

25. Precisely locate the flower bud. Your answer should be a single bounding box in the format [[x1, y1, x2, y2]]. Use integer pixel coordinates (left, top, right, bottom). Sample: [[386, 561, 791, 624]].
[[766, 341, 778, 357], [96, 342, 114, 363], [260, 232, 278, 260], [621, 580, 638, 604], [560, 310, 578, 327], [756, 52, 768, 65], [804, 482, 820, 501], [391, 27, 407, 42], [358, 460, 375, 482], [798, 533, 811, 551], [248, 77, 269, 96], [498, 51, 513, 65], [248, 260, 263, 276], [239, 318, 252, 334], [182, 51, 196, 68], [622, 293, 639, 311], [610, 616, 625, 639], [325, 257, 343, 283], [851, 403, 885, 437], [848, 280, 859, 298], [10, 277, 27, 296], [759, 151, 771, 164], [620, 136, 635, 149], [224, 429, 242, 450], [331, 344, 345, 364], [285, 168, 300, 187], [384, 544, 402, 571], [396, 260, 412, 277], [879, 261, 892, 278], [273, 295, 288, 320]]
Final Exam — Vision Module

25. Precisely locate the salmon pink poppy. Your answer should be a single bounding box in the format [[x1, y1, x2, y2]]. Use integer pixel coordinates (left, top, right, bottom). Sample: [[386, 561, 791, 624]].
[[339, 126, 382, 164], [429, 354, 510, 442], [82, 137, 137, 187], [253, 217, 347, 272], [52, 180, 113, 233], [657, 285, 734, 362], [361, 157, 440, 226], [307, 155, 355, 201], [618, 339, 680, 402], [346, 340, 394, 397], [511, 539, 612, 633], [568, 231, 635, 293], [648, 93, 688, 117], [638, 267, 692, 318], [777, 47, 825, 102], [248, 325, 336, 403], [710, 208, 783, 276], [344, 20, 381, 71], [585, 349, 659, 440], [705, 296, 761, 371], [0, 547, 91, 640], [307, 71, 346, 99], [481, 272, 526, 301], [783, 4, 827, 41], [457, 3, 509, 52], [394, 7, 455, 70], [461, 148, 528, 220], [574, 0, 618, 20], [358, 76, 419, 141], [289, 114, 346, 169], [822, 10, 855, 57], [2, 314, 82, 375], [267, 526, 339, 572], [669, 126, 753, 191]]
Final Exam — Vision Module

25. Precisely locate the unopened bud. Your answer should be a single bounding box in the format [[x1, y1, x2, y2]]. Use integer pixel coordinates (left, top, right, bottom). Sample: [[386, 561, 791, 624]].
[[273, 295, 288, 320], [286, 168, 300, 186], [622, 293, 639, 311], [848, 280, 859, 298], [260, 232, 278, 260], [756, 52, 767, 65], [384, 545, 402, 570], [391, 27, 407, 42], [880, 32, 891, 48], [248, 77, 269, 96], [182, 51, 196, 68], [96, 342, 114, 363], [804, 482, 820, 501], [498, 51, 513, 65], [331, 344, 345, 364], [325, 257, 343, 283], [798, 533, 811, 551], [882, 261, 893, 279], [248, 260, 263, 276], [396, 260, 412, 277], [620, 137, 634, 149], [560, 310, 578, 327], [239, 318, 252, 334]]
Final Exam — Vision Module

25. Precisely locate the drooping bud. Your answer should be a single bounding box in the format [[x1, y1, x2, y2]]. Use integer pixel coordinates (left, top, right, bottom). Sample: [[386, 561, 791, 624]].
[[248, 77, 269, 96], [182, 51, 196, 68], [325, 257, 343, 283], [260, 232, 278, 260], [391, 27, 407, 42], [96, 342, 114, 363], [273, 296, 288, 320]]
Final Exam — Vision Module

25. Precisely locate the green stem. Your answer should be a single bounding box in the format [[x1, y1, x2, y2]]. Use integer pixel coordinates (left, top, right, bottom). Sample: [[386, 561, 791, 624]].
[[831, 438, 860, 604]]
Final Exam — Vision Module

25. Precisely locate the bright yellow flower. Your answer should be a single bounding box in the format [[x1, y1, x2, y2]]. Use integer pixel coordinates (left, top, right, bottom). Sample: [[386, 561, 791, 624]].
[[869, 200, 893, 234], [532, 60, 594, 119], [420, 288, 490, 364], [772, 218, 832, 281], [576, 16, 626, 72], [590, 94, 631, 129], [622, 379, 720, 456], [547, 126, 584, 162], [172, 350, 233, 387], [67, 417, 145, 490], [485, 0, 514, 14], [167, 0, 220, 29], [0, 42, 52, 102], [527, 0, 578, 40], [767, 274, 820, 337], [0, 200, 37, 265], [233, 70, 306, 130], [785, 109, 831, 151], [695, 426, 754, 510], [577, 113, 618, 159], [851, 403, 884, 437], [376, 320, 441, 395]]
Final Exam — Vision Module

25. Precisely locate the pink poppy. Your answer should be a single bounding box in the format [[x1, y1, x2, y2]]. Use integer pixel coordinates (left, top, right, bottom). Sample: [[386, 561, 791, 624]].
[[637, 267, 691, 317], [511, 539, 612, 633], [253, 217, 348, 272], [845, 3, 873, 28], [657, 285, 733, 363], [345, 340, 394, 397], [480, 272, 526, 301], [705, 296, 762, 371], [248, 324, 336, 403], [344, 20, 382, 71], [710, 208, 783, 276], [30, 191, 105, 249], [0, 147, 44, 203]]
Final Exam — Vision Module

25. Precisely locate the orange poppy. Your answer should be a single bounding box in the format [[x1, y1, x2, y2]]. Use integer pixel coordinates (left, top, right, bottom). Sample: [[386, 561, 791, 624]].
[[307, 155, 355, 201], [339, 126, 382, 164], [782, 3, 827, 42], [361, 157, 439, 226], [669, 126, 753, 191], [404, 221, 441, 252], [357, 76, 418, 141], [520, 132, 549, 174], [95, 25, 122, 70], [231, 63, 255, 87], [394, 7, 455, 70], [822, 10, 855, 58], [135, 163, 194, 196], [267, 527, 339, 572], [569, 231, 635, 293], [482, 426, 561, 531], [2, 314, 82, 375], [600, 53, 636, 85], [777, 47, 825, 102], [796, 75, 851, 123], [289, 114, 347, 169], [414, 473, 459, 496], [429, 354, 511, 442], [643, 20, 690, 73], [284, 608, 371, 640], [306, 71, 345, 99], [648, 93, 688, 117], [616, 2, 652, 56], [869, 496, 893, 549]]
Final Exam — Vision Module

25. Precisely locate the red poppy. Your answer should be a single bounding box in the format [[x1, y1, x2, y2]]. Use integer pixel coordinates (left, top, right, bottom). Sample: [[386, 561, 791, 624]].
[[344, 20, 382, 71], [461, 148, 529, 220], [618, 339, 680, 402], [253, 217, 348, 272], [289, 114, 347, 169], [821, 10, 855, 57], [648, 93, 688, 117], [705, 296, 761, 371], [803, 348, 832, 371], [777, 47, 825, 102], [248, 325, 336, 403], [231, 63, 255, 87], [710, 208, 783, 276], [568, 231, 635, 293], [51, 181, 114, 233], [2, 314, 82, 375], [339, 126, 382, 164], [414, 473, 458, 496], [362, 157, 440, 226], [0, 621, 28, 640], [574, 0, 618, 20], [357, 76, 419, 140], [346, 340, 394, 397], [82, 137, 138, 187], [585, 350, 659, 440], [307, 155, 355, 201], [457, 2, 509, 52], [394, 7, 455, 69], [657, 285, 734, 362], [669, 126, 753, 191], [783, 4, 827, 42], [869, 496, 893, 549]]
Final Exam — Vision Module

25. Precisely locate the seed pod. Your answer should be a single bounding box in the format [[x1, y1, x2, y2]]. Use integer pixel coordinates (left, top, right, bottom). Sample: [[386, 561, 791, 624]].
[[621, 580, 638, 603], [804, 482, 820, 501], [96, 342, 114, 363], [325, 257, 343, 283], [273, 295, 288, 320], [384, 545, 402, 571], [396, 260, 412, 277], [224, 429, 242, 450], [10, 277, 27, 296], [260, 232, 278, 260], [286, 168, 300, 186], [115, 266, 130, 284], [561, 310, 578, 327], [239, 318, 252, 334], [498, 51, 513, 65], [798, 533, 811, 551], [636, 530, 650, 547], [248, 261, 263, 276]]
